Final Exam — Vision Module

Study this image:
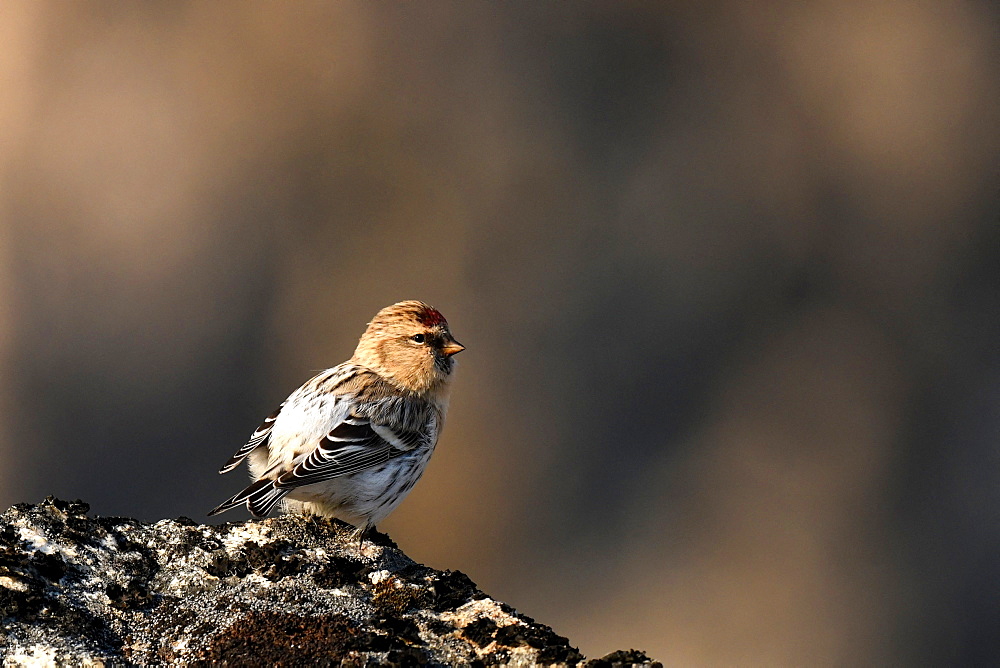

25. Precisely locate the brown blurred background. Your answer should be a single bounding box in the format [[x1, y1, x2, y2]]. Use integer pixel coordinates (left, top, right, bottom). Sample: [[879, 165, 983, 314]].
[[1, 1, 999, 663]]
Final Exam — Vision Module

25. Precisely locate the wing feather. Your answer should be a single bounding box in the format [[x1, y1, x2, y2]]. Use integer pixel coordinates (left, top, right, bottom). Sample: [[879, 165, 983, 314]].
[[218, 403, 284, 474], [274, 410, 434, 490]]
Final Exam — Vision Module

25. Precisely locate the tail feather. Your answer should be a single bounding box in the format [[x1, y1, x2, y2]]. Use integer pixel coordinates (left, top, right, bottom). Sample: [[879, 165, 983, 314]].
[[208, 478, 289, 518], [246, 481, 289, 517]]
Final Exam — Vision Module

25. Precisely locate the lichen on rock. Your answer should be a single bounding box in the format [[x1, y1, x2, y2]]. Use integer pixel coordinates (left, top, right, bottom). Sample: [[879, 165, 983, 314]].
[[0, 497, 658, 667]]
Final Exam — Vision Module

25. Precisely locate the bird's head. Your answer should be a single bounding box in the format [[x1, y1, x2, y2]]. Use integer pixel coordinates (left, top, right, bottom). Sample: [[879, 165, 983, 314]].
[[352, 300, 464, 397]]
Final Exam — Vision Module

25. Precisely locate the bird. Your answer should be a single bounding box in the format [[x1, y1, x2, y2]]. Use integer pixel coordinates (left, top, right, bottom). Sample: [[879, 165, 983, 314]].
[[208, 300, 464, 534]]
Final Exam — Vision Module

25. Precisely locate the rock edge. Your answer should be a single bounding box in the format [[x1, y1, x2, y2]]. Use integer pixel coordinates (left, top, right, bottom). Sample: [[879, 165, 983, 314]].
[[0, 497, 658, 667]]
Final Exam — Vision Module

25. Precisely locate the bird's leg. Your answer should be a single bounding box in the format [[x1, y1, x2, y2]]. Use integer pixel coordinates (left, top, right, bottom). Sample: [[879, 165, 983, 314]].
[[351, 523, 369, 548]]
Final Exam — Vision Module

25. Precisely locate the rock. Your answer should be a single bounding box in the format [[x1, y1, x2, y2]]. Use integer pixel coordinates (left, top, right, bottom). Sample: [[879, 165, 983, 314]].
[[0, 497, 659, 667]]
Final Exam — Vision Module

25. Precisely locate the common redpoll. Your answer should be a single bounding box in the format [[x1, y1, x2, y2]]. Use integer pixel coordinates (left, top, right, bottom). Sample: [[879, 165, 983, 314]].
[[209, 300, 463, 532]]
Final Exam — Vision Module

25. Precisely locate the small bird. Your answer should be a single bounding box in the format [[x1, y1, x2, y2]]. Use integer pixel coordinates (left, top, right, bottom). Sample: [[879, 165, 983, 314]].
[[209, 300, 464, 534]]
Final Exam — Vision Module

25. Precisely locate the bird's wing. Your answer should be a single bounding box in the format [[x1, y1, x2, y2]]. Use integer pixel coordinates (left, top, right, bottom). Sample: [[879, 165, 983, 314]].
[[215, 363, 364, 476], [274, 402, 435, 490], [218, 403, 284, 474]]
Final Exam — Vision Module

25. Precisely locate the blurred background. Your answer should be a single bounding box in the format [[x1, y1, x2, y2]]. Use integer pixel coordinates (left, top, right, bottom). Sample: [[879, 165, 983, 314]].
[[1, 1, 998, 663]]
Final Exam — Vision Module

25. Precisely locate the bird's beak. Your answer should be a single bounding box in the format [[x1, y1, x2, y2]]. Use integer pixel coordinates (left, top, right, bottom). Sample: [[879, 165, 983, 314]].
[[441, 339, 465, 357]]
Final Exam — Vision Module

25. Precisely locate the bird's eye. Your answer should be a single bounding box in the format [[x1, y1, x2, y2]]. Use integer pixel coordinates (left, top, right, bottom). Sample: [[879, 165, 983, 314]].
[[410, 334, 426, 344]]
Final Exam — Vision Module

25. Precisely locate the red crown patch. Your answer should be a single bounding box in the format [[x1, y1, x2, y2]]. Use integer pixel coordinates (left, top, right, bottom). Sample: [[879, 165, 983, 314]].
[[416, 307, 447, 327]]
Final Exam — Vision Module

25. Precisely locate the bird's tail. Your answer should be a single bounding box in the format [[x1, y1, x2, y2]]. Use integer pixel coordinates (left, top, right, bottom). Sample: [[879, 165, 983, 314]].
[[208, 478, 289, 518]]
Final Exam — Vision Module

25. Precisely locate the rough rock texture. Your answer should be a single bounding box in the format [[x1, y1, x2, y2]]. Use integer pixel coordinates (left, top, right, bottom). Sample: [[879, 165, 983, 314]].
[[0, 498, 658, 667]]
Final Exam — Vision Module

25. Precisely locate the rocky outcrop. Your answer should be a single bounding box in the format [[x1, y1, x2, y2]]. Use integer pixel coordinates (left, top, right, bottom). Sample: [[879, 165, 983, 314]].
[[0, 498, 657, 666]]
